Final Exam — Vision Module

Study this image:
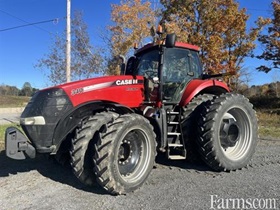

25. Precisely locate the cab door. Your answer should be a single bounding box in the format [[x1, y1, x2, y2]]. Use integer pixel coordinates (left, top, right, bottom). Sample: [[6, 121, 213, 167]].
[[162, 48, 202, 102], [133, 50, 160, 102]]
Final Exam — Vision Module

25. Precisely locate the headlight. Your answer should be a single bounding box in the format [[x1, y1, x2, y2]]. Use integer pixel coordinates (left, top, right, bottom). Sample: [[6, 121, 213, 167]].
[[20, 116, 46, 125]]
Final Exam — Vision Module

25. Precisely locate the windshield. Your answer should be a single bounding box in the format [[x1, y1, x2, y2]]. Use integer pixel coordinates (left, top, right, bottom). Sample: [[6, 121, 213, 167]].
[[136, 50, 159, 77]]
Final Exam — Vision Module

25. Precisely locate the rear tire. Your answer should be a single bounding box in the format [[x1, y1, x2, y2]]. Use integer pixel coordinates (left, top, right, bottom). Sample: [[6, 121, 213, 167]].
[[93, 114, 156, 195], [182, 94, 215, 162], [197, 93, 258, 171], [70, 111, 118, 186]]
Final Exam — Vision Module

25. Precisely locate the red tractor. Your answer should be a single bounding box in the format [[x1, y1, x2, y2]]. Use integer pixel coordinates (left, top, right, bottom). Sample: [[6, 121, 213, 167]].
[[5, 33, 258, 195]]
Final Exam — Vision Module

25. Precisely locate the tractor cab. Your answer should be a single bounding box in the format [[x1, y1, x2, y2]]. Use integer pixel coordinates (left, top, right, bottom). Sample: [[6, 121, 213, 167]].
[[123, 34, 207, 160], [125, 34, 203, 103]]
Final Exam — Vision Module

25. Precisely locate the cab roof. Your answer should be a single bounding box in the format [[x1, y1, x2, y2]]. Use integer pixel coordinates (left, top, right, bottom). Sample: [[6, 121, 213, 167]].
[[135, 42, 200, 54]]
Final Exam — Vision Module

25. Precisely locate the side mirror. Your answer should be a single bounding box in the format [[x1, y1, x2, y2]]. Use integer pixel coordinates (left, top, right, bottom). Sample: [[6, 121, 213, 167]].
[[165, 33, 177, 48], [150, 26, 156, 37], [125, 56, 136, 75], [119, 55, 126, 75]]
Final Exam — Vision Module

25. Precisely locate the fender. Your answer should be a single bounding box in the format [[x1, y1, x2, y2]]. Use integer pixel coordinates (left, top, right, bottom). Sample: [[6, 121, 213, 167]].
[[51, 101, 134, 153], [179, 79, 230, 107]]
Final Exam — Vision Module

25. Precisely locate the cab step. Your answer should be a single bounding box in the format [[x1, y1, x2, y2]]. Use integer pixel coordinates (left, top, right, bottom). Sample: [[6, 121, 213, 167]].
[[168, 155, 186, 160], [168, 121, 179, 125], [167, 143, 186, 160], [167, 111, 180, 115], [167, 132, 181, 136], [168, 143, 183, 147]]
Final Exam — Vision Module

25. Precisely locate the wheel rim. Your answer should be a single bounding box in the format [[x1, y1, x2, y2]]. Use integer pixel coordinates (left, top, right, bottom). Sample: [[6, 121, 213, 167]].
[[219, 108, 252, 161], [117, 129, 151, 183]]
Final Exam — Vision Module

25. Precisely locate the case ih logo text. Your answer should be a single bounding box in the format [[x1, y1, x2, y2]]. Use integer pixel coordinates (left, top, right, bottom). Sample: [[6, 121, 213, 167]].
[[115, 79, 138, 85]]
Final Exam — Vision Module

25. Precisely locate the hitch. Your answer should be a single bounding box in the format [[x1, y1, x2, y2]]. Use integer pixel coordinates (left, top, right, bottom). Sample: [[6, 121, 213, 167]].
[[5, 127, 36, 160]]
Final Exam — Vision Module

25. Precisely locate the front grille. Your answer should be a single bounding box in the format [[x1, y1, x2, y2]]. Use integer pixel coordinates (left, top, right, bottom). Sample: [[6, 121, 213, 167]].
[[21, 88, 73, 149]]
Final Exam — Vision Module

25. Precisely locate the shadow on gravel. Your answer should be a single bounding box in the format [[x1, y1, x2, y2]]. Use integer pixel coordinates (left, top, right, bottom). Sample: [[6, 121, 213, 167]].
[[0, 149, 224, 195], [0, 150, 108, 195], [155, 153, 214, 172]]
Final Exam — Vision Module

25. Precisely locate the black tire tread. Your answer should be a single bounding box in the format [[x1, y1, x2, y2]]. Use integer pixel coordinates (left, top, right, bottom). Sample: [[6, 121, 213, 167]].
[[182, 94, 215, 162], [196, 93, 258, 171], [70, 111, 118, 186], [93, 114, 156, 195]]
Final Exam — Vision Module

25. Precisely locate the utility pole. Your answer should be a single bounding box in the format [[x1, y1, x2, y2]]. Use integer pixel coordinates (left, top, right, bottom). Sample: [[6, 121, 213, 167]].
[[66, 0, 71, 82]]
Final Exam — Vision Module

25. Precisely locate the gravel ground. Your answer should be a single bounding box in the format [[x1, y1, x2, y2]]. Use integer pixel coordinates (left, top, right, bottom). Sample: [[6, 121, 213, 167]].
[[0, 138, 279, 210], [0, 114, 20, 125]]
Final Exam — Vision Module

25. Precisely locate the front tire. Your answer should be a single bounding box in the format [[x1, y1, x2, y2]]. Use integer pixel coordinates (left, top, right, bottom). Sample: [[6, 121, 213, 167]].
[[93, 114, 156, 195], [70, 111, 118, 186], [197, 93, 258, 171]]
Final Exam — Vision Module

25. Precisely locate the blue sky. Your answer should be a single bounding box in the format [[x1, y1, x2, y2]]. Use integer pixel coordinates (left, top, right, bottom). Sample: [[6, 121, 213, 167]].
[[0, 0, 277, 90]]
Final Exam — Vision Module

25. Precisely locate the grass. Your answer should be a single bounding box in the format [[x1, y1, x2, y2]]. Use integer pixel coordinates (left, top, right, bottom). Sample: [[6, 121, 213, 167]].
[[0, 124, 10, 150], [257, 111, 280, 139], [0, 95, 30, 108], [0, 95, 29, 150]]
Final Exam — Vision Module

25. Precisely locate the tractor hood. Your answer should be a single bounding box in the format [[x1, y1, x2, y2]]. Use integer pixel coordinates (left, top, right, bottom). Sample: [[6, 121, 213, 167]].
[[54, 75, 145, 108], [20, 75, 145, 151]]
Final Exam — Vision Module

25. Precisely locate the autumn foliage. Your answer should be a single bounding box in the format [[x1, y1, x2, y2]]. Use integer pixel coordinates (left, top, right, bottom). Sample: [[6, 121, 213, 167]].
[[257, 0, 280, 73], [110, 0, 156, 54], [107, 0, 157, 75], [109, 0, 261, 84], [160, 0, 260, 77]]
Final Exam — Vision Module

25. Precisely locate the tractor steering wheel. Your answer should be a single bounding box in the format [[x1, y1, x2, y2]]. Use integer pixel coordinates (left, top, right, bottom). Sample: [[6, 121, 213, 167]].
[[144, 70, 158, 80]]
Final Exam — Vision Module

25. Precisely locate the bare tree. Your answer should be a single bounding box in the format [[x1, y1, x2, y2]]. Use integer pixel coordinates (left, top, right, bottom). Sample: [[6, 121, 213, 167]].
[[272, 71, 280, 97], [35, 11, 104, 85]]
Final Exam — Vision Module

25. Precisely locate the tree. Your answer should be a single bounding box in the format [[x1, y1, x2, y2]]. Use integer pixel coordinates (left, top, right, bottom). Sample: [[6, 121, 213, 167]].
[[160, 0, 260, 82], [108, 0, 156, 75], [257, 0, 280, 73], [272, 71, 280, 97], [232, 67, 252, 95], [0, 84, 19, 96], [36, 11, 103, 85], [71, 11, 104, 79], [20, 82, 32, 96]]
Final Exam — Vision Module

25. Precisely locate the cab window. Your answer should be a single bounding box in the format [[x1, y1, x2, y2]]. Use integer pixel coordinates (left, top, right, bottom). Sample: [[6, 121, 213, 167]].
[[135, 50, 159, 76]]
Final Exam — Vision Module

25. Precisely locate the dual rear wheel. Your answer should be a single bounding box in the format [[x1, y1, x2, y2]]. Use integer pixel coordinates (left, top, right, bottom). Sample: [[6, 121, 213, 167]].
[[183, 93, 258, 171], [195, 93, 258, 171], [70, 112, 156, 195]]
